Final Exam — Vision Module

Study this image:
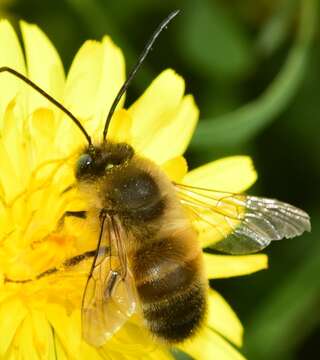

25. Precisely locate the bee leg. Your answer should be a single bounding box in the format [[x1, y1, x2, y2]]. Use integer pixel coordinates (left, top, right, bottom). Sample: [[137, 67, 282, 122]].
[[57, 210, 87, 229], [64, 211, 87, 219], [61, 185, 75, 194]]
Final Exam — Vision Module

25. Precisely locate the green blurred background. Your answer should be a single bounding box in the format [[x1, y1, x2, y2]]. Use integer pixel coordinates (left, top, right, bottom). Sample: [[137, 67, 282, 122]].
[[1, 0, 319, 359]]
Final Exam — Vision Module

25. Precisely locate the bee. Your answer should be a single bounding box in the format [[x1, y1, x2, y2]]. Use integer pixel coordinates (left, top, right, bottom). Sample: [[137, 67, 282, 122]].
[[0, 10, 311, 347]]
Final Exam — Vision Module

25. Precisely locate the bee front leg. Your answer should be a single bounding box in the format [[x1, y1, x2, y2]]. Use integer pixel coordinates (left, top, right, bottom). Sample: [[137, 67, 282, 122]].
[[64, 211, 87, 219], [57, 210, 87, 230]]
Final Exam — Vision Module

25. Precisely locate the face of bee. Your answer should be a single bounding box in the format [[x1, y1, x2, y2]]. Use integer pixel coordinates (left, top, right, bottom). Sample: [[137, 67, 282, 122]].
[[75, 142, 134, 180]]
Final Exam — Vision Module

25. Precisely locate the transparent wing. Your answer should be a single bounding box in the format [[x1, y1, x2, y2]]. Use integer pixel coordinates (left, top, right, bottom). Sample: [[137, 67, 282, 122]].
[[175, 183, 311, 255], [82, 215, 138, 347]]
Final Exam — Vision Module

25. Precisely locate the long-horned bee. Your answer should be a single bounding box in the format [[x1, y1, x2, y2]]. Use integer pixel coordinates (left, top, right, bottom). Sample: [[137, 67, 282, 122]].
[[0, 10, 310, 347]]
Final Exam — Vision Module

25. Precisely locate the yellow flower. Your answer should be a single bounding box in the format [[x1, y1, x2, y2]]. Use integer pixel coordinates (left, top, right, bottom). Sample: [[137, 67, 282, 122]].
[[0, 20, 267, 360]]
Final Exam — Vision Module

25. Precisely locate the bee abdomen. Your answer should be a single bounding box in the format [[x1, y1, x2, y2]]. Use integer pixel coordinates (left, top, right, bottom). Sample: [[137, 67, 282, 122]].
[[134, 248, 206, 343], [142, 280, 206, 343]]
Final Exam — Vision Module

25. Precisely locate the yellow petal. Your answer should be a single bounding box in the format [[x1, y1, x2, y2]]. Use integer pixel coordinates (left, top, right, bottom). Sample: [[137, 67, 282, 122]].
[[53, 335, 68, 360], [30, 108, 56, 139], [20, 21, 65, 114], [64, 40, 103, 119], [207, 289, 243, 347], [58, 40, 104, 152], [63, 37, 125, 141], [45, 305, 81, 358], [138, 95, 198, 164], [13, 316, 40, 360], [0, 298, 27, 356], [29, 108, 57, 167], [183, 156, 257, 193], [92, 36, 126, 136], [0, 20, 26, 121], [98, 343, 172, 360], [30, 310, 57, 360], [129, 69, 185, 153], [107, 109, 132, 143], [147, 347, 174, 360], [204, 253, 268, 279], [0, 101, 26, 199], [79, 340, 104, 360], [161, 156, 188, 182], [179, 327, 246, 360], [103, 317, 157, 357]]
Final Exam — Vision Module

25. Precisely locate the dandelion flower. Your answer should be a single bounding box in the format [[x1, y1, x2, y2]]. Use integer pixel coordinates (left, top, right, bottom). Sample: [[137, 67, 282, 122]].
[[0, 20, 269, 360]]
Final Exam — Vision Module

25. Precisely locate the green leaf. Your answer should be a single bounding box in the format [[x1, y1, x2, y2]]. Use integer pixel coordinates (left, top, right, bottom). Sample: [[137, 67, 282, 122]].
[[177, 0, 253, 79], [256, 0, 300, 56], [190, 0, 317, 150], [171, 349, 193, 360], [244, 211, 320, 360]]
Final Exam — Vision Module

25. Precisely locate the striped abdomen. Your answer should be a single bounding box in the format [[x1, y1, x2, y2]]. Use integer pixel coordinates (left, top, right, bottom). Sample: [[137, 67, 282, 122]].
[[132, 236, 207, 343]]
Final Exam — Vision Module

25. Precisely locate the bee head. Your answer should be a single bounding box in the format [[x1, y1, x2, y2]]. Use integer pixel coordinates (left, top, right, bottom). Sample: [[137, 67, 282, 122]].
[[75, 142, 134, 180]]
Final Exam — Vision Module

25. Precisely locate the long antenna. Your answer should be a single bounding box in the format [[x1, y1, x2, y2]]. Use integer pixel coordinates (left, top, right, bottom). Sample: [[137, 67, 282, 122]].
[[0, 66, 93, 147], [103, 9, 181, 141]]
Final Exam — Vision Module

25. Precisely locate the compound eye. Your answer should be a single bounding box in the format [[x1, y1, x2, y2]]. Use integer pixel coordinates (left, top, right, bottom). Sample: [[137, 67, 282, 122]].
[[76, 153, 93, 178]]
